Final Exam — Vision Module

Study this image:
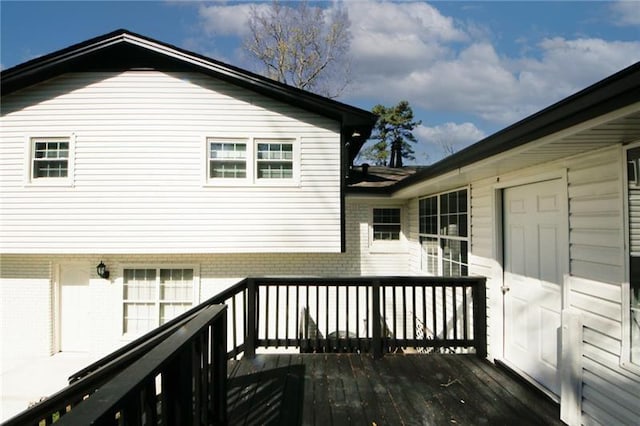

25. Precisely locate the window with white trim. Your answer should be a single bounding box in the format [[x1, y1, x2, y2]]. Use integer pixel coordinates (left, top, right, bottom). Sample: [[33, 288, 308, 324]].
[[372, 208, 401, 240], [208, 139, 247, 179], [123, 268, 194, 335], [31, 137, 71, 180], [419, 188, 469, 276], [206, 137, 296, 184], [627, 146, 640, 365], [256, 140, 294, 179]]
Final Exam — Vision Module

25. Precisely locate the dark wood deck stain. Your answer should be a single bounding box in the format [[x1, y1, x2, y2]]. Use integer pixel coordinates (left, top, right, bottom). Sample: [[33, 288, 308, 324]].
[[227, 354, 562, 426]]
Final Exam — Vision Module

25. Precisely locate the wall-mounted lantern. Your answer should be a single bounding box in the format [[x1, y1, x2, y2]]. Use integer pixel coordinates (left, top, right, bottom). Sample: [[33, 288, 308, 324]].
[[96, 261, 110, 279]]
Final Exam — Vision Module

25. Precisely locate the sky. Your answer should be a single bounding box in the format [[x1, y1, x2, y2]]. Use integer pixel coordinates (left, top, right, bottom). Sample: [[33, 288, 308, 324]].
[[1, 1, 639, 164]]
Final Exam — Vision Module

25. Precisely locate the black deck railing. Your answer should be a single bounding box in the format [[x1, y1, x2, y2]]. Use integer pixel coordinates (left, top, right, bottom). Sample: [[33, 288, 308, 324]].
[[3, 276, 486, 426]]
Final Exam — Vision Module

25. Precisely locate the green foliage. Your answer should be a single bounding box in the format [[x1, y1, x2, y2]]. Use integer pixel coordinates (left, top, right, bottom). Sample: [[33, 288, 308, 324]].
[[361, 101, 421, 167]]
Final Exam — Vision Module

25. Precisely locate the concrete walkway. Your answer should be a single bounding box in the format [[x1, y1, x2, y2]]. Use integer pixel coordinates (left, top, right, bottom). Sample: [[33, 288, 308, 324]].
[[0, 352, 97, 422]]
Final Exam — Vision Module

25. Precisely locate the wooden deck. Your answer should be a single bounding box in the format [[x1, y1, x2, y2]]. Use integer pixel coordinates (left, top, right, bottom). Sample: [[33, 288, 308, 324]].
[[227, 354, 562, 426]]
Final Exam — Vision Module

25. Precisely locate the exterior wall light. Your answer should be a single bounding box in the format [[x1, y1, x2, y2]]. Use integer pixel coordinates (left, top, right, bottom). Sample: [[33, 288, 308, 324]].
[[96, 261, 110, 279]]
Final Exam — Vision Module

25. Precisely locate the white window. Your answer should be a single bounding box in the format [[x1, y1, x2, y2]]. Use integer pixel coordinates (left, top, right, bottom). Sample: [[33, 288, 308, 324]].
[[419, 188, 469, 277], [28, 135, 74, 185], [372, 208, 401, 240], [208, 139, 247, 179], [206, 137, 297, 184], [256, 140, 294, 179], [122, 268, 195, 335]]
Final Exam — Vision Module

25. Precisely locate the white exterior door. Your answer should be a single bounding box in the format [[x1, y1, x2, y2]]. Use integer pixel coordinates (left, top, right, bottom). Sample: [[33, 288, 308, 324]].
[[59, 264, 91, 352], [503, 179, 566, 396]]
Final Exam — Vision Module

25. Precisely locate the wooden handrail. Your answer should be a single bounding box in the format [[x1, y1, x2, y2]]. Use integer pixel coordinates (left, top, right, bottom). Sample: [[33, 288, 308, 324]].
[[4, 276, 487, 426], [56, 305, 228, 425]]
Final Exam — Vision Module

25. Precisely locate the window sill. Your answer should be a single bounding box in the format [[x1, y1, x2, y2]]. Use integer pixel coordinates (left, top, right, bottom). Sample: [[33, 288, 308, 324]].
[[620, 359, 640, 377], [204, 179, 300, 188], [369, 241, 408, 254], [25, 179, 74, 188]]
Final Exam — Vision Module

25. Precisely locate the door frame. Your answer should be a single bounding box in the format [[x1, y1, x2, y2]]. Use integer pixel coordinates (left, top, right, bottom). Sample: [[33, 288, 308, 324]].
[[490, 169, 570, 398]]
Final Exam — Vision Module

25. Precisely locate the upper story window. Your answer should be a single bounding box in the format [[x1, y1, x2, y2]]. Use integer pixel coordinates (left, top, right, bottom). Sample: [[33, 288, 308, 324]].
[[209, 140, 247, 179], [28, 136, 74, 185], [206, 137, 297, 185], [419, 188, 469, 276], [122, 267, 195, 336], [257, 141, 293, 179], [373, 208, 401, 240]]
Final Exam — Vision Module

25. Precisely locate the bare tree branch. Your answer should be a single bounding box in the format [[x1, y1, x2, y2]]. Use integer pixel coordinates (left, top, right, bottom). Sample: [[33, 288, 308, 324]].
[[243, 0, 351, 98]]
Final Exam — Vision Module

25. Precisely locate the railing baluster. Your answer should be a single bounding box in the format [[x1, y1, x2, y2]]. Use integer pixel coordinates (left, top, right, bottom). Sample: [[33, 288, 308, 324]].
[[315, 285, 320, 351], [442, 284, 447, 340], [402, 285, 407, 345], [432, 285, 437, 343], [325, 286, 329, 351], [336, 285, 341, 351], [285, 284, 290, 347], [422, 285, 427, 347], [411, 285, 416, 341], [231, 293, 237, 357], [275, 285, 280, 347], [245, 279, 256, 358], [452, 284, 458, 340], [463, 285, 468, 341], [372, 280, 382, 359]]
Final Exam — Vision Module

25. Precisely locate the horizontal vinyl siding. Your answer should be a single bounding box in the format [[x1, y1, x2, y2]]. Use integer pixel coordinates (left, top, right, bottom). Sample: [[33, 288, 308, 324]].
[[1, 71, 342, 253], [566, 148, 640, 425], [568, 148, 625, 283], [353, 200, 411, 276]]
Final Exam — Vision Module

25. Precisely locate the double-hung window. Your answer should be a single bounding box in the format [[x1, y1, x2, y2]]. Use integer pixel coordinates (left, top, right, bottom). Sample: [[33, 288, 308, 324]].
[[256, 140, 293, 179], [419, 188, 469, 276], [373, 208, 402, 240], [28, 136, 74, 184], [122, 267, 195, 335], [206, 137, 296, 184], [209, 140, 247, 179]]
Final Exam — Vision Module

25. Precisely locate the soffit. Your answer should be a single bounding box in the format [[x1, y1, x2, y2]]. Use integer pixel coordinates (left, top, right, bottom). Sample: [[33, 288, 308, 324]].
[[393, 105, 640, 199]]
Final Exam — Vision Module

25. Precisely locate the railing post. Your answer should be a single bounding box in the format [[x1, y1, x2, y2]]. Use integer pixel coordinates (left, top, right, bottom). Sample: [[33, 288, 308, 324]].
[[372, 280, 382, 359], [212, 307, 227, 425], [245, 278, 257, 358], [472, 277, 487, 359]]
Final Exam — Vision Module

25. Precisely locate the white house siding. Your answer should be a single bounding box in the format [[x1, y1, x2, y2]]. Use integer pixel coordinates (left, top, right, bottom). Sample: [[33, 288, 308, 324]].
[[566, 147, 640, 425], [405, 145, 640, 424], [351, 198, 411, 276], [0, 71, 342, 254], [0, 197, 411, 362]]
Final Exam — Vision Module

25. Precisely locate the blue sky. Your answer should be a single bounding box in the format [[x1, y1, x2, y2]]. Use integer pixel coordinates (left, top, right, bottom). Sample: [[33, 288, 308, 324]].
[[2, 1, 639, 163]]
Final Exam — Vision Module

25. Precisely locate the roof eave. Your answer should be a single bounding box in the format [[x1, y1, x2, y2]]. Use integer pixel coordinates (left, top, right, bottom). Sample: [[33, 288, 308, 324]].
[[391, 61, 640, 193], [1, 29, 376, 159]]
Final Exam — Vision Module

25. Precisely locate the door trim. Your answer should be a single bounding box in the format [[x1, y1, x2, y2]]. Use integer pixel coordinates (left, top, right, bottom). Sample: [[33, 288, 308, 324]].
[[491, 169, 569, 396]]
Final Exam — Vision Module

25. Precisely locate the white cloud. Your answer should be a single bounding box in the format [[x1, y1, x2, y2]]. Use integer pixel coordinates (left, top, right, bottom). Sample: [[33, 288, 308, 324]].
[[415, 122, 486, 162], [196, 3, 256, 37], [346, 1, 640, 125], [610, 1, 640, 26], [187, 1, 640, 130]]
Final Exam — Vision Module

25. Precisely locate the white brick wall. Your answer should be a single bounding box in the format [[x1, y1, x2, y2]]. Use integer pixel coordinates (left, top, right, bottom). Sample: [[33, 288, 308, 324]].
[[0, 256, 52, 368], [0, 197, 411, 360]]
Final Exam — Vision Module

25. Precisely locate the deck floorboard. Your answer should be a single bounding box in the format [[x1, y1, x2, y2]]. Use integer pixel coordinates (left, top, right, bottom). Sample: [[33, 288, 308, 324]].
[[227, 353, 562, 426]]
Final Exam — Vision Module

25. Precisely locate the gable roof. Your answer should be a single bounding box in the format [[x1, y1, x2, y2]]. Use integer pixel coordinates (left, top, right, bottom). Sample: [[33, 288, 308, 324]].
[[349, 61, 640, 196], [0, 29, 377, 163]]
